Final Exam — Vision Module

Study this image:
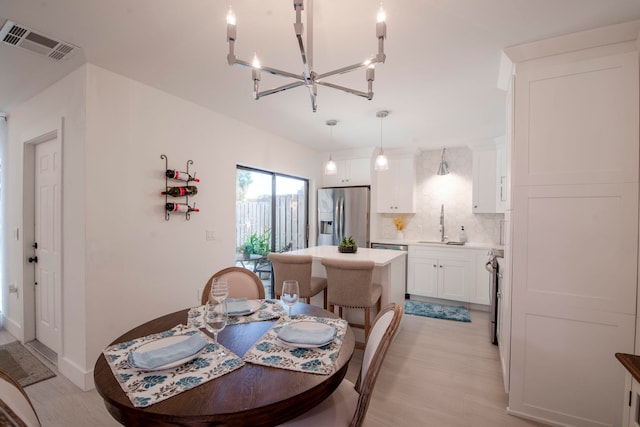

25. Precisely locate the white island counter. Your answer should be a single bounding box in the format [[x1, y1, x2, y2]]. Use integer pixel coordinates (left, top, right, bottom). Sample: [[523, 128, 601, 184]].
[[286, 245, 407, 310]]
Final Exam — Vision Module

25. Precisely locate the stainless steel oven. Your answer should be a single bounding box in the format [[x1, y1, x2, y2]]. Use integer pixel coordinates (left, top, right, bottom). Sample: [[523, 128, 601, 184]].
[[485, 248, 503, 345]]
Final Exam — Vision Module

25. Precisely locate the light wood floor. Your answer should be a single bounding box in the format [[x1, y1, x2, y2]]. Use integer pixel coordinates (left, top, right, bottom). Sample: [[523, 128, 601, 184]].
[[1, 309, 546, 426]]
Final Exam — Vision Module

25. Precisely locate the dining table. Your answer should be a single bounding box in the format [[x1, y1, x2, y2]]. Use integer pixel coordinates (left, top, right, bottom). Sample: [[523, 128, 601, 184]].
[[93, 302, 355, 427]]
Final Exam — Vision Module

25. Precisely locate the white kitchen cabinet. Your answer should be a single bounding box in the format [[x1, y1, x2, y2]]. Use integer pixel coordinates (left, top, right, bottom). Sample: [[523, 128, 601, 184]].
[[472, 143, 507, 214], [506, 26, 638, 427], [322, 157, 370, 187], [407, 245, 488, 304], [375, 154, 416, 213], [470, 251, 491, 305]]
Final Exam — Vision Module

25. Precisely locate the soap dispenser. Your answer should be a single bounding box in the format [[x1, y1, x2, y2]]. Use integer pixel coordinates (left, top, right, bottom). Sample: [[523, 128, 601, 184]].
[[459, 226, 467, 243]]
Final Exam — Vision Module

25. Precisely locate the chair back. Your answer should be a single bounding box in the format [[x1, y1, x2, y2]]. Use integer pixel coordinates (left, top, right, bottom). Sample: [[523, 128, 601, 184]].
[[321, 258, 375, 308], [351, 303, 403, 427], [201, 267, 265, 304], [0, 368, 41, 427], [268, 253, 314, 297]]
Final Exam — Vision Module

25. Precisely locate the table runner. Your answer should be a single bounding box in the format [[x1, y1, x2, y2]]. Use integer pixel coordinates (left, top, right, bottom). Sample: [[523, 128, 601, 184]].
[[187, 299, 285, 327], [243, 315, 348, 375], [103, 324, 244, 408]]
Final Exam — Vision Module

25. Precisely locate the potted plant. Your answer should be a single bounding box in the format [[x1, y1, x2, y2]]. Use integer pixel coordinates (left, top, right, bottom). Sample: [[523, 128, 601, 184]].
[[338, 236, 358, 253]]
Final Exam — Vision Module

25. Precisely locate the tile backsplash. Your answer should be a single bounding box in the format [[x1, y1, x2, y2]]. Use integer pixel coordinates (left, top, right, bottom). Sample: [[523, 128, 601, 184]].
[[375, 146, 504, 246]]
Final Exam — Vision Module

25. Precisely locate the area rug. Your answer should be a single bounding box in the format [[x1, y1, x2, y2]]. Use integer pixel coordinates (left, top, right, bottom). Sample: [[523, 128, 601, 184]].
[[0, 341, 56, 387], [404, 301, 471, 322]]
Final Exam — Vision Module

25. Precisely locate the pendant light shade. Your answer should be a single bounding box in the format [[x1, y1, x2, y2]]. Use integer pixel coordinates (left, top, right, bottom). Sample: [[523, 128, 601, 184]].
[[375, 110, 389, 172], [324, 120, 338, 176], [437, 148, 449, 175]]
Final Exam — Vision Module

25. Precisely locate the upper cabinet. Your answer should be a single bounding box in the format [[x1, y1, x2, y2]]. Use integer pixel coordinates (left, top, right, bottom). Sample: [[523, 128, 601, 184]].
[[472, 142, 507, 213], [322, 157, 371, 187], [375, 153, 416, 213]]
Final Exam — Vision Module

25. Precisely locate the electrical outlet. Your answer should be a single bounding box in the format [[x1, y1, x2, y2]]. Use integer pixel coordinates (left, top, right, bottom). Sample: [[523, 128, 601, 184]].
[[196, 288, 202, 303], [8, 283, 18, 297], [205, 230, 216, 241]]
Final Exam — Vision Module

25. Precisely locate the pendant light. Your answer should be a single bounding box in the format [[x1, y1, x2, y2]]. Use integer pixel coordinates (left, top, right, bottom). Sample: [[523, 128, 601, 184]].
[[324, 120, 338, 175], [437, 148, 449, 175], [375, 110, 389, 171]]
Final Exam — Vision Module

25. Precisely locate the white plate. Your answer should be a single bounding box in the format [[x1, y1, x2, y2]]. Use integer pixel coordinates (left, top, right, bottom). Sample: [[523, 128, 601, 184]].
[[276, 321, 335, 348], [130, 335, 205, 370], [228, 299, 262, 317]]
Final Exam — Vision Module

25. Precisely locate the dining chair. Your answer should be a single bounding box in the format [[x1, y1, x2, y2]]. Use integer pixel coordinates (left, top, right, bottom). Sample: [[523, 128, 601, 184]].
[[278, 302, 403, 427], [268, 253, 328, 309], [0, 368, 41, 427], [321, 258, 382, 347], [201, 267, 265, 304]]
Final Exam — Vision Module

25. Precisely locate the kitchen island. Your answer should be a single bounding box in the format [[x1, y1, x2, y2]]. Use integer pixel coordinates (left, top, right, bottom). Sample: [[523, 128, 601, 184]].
[[286, 245, 407, 313]]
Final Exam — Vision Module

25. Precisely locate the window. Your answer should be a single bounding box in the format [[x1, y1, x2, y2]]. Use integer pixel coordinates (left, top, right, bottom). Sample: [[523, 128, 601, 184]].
[[236, 166, 309, 296]]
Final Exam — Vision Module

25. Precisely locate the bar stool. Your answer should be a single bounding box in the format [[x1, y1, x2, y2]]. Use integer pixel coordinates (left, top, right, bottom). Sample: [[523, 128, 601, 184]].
[[268, 253, 328, 309], [321, 258, 382, 348]]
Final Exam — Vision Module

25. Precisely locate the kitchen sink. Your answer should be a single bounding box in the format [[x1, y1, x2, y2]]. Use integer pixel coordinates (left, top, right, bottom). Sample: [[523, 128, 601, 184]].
[[416, 240, 465, 245]]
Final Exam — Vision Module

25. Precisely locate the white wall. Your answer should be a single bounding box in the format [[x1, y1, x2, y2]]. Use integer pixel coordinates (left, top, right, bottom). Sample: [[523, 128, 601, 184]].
[[3, 63, 322, 389], [374, 146, 503, 245]]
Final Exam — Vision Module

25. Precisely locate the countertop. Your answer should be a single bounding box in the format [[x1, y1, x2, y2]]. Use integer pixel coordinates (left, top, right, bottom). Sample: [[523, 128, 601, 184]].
[[370, 238, 502, 251], [616, 353, 640, 382], [288, 245, 406, 267]]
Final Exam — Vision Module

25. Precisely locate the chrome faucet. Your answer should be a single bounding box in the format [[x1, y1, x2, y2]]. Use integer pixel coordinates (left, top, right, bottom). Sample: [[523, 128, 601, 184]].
[[439, 204, 445, 242]]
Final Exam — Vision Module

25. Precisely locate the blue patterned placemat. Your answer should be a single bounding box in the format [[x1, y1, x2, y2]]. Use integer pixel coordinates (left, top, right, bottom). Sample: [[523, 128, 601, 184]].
[[103, 324, 244, 408], [243, 315, 348, 375], [187, 299, 285, 327]]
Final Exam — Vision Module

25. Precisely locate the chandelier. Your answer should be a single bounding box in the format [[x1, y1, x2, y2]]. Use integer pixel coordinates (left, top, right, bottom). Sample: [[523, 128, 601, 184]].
[[226, 0, 387, 112]]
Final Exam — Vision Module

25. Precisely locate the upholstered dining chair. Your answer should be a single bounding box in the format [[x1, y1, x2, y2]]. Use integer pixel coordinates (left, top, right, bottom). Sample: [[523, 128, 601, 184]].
[[0, 368, 41, 427], [278, 302, 403, 427], [201, 267, 265, 304], [268, 253, 328, 309], [321, 258, 382, 347]]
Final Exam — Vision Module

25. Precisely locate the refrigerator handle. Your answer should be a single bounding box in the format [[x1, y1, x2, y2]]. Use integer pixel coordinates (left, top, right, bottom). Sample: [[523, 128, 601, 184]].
[[338, 197, 345, 240], [333, 197, 340, 244]]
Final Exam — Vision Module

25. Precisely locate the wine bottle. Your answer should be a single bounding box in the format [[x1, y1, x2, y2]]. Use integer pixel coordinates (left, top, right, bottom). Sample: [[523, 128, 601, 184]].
[[165, 203, 199, 213], [166, 169, 199, 182], [161, 186, 198, 197]]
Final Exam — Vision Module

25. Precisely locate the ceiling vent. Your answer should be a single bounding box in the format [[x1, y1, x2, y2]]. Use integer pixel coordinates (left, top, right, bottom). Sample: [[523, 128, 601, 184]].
[[0, 20, 78, 61]]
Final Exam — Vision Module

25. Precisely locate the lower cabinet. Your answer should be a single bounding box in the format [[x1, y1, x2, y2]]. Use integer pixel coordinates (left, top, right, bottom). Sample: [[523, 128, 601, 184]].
[[407, 245, 490, 305]]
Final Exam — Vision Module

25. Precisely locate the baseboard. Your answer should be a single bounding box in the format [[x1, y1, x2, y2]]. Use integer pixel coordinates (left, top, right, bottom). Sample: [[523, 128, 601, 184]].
[[3, 315, 23, 341], [506, 407, 571, 427], [58, 356, 95, 391]]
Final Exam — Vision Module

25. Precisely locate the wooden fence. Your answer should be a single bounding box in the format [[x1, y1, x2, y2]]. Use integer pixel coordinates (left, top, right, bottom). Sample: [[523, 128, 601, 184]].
[[236, 194, 307, 253]]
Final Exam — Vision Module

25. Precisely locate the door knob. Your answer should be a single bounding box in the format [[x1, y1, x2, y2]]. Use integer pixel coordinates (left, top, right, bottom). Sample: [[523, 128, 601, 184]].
[[28, 256, 38, 263]]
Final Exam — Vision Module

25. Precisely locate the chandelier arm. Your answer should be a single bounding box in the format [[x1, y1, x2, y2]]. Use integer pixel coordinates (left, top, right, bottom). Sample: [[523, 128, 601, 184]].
[[316, 57, 382, 80], [293, 0, 313, 85], [231, 59, 306, 81], [256, 81, 306, 98], [316, 81, 372, 100]]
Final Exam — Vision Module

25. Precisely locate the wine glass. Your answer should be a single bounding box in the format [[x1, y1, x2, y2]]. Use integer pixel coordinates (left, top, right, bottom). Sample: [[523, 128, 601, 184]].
[[205, 300, 228, 357], [281, 280, 299, 320], [210, 278, 229, 303]]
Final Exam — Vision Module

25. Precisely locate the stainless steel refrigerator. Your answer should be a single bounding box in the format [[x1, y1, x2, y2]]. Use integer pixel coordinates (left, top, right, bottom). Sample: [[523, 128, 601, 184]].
[[317, 186, 370, 248]]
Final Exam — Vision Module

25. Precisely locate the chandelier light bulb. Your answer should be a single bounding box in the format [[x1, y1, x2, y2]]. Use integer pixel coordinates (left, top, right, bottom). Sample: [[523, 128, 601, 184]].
[[226, 7, 236, 25], [252, 53, 261, 69], [377, 4, 386, 23]]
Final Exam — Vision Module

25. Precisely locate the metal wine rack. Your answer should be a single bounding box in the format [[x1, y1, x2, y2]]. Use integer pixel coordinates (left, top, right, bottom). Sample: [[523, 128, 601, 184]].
[[161, 154, 197, 220]]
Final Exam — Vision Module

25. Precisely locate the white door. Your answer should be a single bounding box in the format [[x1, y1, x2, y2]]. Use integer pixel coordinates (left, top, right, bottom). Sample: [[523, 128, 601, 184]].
[[34, 137, 62, 353]]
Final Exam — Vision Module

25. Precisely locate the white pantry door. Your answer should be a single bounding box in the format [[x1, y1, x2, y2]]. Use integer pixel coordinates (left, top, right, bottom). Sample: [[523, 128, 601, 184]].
[[34, 137, 62, 353]]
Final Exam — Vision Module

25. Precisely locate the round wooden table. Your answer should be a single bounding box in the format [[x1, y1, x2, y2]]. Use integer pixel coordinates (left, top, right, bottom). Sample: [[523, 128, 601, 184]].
[[94, 303, 355, 426]]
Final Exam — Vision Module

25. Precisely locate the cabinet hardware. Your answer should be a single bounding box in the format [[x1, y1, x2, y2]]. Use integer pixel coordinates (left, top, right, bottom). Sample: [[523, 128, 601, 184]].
[[28, 256, 38, 263]]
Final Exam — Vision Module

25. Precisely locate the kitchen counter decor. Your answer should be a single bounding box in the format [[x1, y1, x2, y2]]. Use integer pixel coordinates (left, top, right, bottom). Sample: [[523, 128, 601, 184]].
[[338, 236, 357, 253]]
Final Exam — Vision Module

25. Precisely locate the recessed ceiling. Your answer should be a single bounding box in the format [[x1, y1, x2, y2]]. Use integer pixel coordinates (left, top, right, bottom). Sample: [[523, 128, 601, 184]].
[[1, 0, 640, 152]]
